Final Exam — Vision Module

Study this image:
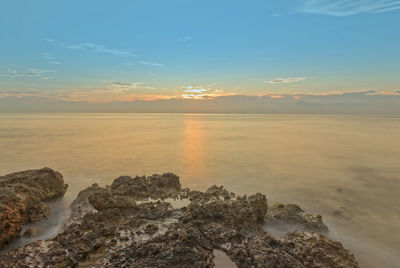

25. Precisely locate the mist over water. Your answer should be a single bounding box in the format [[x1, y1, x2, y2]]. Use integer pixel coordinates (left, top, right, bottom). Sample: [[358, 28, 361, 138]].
[[0, 113, 399, 267], [1, 199, 70, 252]]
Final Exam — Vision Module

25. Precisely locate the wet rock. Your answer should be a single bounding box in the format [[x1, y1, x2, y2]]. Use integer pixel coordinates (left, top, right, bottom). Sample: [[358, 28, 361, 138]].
[[0, 174, 359, 267], [265, 203, 329, 234], [23, 227, 37, 238], [205, 185, 234, 200], [0, 188, 26, 249], [248, 193, 268, 223], [0, 167, 68, 200], [283, 231, 359, 267], [110, 173, 181, 201], [88, 188, 137, 211], [0, 168, 68, 249], [184, 188, 268, 231], [67, 183, 103, 226]]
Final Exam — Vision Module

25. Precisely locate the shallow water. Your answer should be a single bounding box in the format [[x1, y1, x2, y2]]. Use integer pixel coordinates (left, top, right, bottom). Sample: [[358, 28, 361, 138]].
[[0, 113, 399, 267]]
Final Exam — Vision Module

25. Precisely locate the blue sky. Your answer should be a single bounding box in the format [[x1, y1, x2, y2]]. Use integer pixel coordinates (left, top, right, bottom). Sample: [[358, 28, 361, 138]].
[[0, 0, 400, 109]]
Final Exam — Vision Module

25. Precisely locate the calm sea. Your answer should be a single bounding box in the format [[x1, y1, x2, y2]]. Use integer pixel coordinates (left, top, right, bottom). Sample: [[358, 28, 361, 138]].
[[1, 113, 399, 267]]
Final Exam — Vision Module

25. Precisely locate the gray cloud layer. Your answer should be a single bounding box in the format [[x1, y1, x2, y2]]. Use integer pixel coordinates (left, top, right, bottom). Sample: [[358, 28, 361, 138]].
[[1, 91, 399, 114]]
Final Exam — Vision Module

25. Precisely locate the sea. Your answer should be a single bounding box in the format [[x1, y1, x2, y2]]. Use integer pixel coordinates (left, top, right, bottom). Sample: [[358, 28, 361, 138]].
[[0, 113, 399, 267]]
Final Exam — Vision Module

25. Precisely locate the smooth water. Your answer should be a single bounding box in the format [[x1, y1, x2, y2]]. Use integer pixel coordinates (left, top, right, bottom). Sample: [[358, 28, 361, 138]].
[[0, 113, 399, 267]]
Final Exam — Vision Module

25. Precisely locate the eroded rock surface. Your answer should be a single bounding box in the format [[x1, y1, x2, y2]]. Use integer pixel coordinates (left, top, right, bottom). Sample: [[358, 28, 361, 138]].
[[0, 173, 358, 267], [0, 168, 68, 249], [265, 203, 329, 234]]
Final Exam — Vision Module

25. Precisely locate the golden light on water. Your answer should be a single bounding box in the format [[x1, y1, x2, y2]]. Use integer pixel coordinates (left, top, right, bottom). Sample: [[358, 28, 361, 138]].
[[181, 115, 205, 176]]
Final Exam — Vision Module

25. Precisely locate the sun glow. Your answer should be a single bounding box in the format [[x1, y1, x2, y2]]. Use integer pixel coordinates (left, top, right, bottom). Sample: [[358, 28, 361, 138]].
[[181, 115, 206, 176]]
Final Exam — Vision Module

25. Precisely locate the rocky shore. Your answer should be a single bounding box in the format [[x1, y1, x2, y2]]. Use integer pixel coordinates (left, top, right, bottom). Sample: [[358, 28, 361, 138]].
[[0, 168, 68, 249], [0, 168, 359, 267]]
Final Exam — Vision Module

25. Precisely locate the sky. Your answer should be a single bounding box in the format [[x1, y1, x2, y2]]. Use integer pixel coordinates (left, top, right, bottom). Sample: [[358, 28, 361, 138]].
[[0, 0, 400, 113]]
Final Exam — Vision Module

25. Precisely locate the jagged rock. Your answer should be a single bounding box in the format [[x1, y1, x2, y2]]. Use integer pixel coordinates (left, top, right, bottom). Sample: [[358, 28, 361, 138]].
[[0, 168, 68, 249], [248, 193, 268, 223], [265, 203, 329, 234], [0, 173, 358, 267], [110, 173, 181, 200], [183, 187, 268, 229], [67, 183, 103, 226]]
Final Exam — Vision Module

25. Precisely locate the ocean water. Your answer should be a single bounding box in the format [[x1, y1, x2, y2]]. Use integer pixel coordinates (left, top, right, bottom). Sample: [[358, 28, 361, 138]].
[[0, 113, 399, 267]]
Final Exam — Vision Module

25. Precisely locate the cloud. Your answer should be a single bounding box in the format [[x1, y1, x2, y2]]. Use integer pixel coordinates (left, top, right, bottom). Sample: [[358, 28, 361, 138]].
[[135, 61, 164, 67], [123, 62, 137, 66], [111, 81, 133, 86], [180, 85, 226, 99], [0, 65, 53, 79], [0, 86, 170, 103], [44, 38, 54, 42], [42, 53, 62, 65], [2, 90, 400, 114], [299, 0, 400, 16], [62, 42, 139, 57], [45, 39, 166, 67], [110, 81, 144, 89], [177, 36, 192, 42], [184, 89, 208, 93], [265, 77, 307, 84], [107, 81, 160, 92]]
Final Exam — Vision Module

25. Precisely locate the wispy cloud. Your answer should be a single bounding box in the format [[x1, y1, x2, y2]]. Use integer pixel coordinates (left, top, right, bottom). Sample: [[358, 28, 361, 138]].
[[110, 81, 144, 88], [0, 65, 53, 79], [43, 38, 54, 43], [44, 39, 167, 67], [135, 60, 164, 67], [107, 81, 160, 91], [177, 36, 192, 42], [62, 42, 139, 57], [257, 77, 308, 84], [42, 53, 62, 65], [300, 0, 400, 16], [123, 62, 137, 66], [111, 81, 134, 86]]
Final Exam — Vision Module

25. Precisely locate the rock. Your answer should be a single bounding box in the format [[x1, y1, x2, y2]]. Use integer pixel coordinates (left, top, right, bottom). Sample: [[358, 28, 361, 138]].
[[110, 173, 181, 199], [0, 174, 359, 267], [0, 168, 68, 249], [0, 188, 26, 250], [283, 231, 359, 267], [0, 167, 68, 200], [23, 227, 37, 238], [88, 189, 137, 210], [67, 183, 103, 226], [248, 193, 268, 223], [265, 203, 329, 234]]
